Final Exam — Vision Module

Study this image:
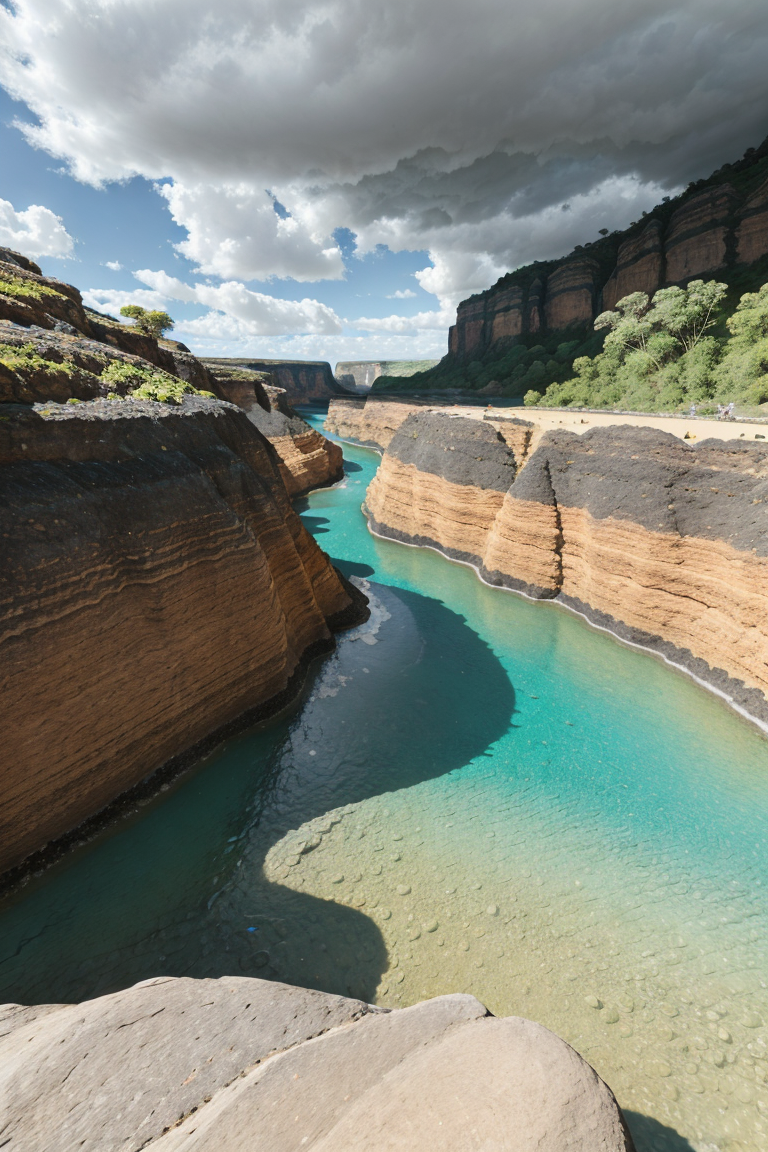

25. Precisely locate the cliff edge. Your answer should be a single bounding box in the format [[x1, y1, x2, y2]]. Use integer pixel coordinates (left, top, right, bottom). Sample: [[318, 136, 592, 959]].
[[365, 412, 768, 726]]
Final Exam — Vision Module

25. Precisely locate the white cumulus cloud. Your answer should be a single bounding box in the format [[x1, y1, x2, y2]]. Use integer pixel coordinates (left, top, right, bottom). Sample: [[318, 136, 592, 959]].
[[85, 268, 343, 337], [3, 0, 768, 350], [0, 198, 74, 259]]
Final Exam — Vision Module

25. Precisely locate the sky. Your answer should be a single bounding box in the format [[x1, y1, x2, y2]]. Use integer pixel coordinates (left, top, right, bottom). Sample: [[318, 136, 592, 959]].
[[1, 1, 768, 367]]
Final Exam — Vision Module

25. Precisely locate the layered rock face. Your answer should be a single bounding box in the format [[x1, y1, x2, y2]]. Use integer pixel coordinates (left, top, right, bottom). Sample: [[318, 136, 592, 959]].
[[448, 160, 768, 358], [201, 356, 340, 404], [365, 413, 768, 724], [0, 398, 365, 879], [325, 396, 428, 450], [0, 975, 633, 1151], [206, 366, 343, 496]]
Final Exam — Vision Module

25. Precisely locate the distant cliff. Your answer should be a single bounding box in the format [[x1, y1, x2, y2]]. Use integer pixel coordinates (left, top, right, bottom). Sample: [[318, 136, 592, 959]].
[[380, 140, 768, 397], [202, 357, 341, 404], [335, 360, 439, 394], [449, 140, 768, 360]]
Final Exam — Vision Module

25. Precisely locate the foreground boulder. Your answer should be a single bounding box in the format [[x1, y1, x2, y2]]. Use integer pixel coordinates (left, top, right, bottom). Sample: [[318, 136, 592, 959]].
[[0, 976, 634, 1151]]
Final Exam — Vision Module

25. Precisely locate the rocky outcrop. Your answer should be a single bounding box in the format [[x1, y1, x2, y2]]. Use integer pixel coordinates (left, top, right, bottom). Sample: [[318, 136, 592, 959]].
[[325, 395, 428, 449], [201, 357, 340, 404], [0, 975, 633, 1151], [207, 366, 343, 496], [446, 144, 768, 361], [365, 413, 768, 725], [0, 247, 211, 384], [663, 184, 740, 284], [0, 398, 366, 881], [736, 175, 768, 264]]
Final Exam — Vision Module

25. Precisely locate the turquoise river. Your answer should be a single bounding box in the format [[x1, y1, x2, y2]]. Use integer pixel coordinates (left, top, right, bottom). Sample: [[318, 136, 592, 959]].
[[1, 410, 767, 1152]]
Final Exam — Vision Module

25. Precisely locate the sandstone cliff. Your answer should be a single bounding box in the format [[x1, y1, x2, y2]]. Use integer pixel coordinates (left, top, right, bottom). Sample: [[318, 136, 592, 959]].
[[202, 356, 341, 404], [0, 397, 366, 881], [325, 396, 428, 449], [0, 975, 633, 1151], [448, 153, 768, 363], [365, 413, 768, 726], [0, 250, 342, 498], [206, 365, 343, 496]]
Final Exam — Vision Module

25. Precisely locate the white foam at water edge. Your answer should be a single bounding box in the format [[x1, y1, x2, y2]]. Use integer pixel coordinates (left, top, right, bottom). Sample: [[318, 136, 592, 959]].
[[345, 577, 392, 646], [365, 521, 768, 737]]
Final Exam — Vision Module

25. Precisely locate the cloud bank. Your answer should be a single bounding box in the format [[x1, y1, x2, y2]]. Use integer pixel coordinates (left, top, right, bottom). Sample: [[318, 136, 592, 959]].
[[0, 198, 74, 259], [3, 0, 768, 351]]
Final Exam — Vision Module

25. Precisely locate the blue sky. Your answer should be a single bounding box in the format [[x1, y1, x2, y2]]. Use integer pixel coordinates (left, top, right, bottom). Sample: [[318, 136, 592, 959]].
[[2, 1, 767, 367], [0, 87, 442, 366]]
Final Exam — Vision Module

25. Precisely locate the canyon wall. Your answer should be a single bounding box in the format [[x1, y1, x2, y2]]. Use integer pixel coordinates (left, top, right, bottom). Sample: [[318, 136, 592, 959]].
[[365, 412, 768, 725], [0, 250, 341, 497], [205, 366, 343, 496], [0, 247, 212, 386], [325, 396, 428, 449], [202, 356, 341, 404], [0, 397, 366, 880], [447, 157, 768, 362]]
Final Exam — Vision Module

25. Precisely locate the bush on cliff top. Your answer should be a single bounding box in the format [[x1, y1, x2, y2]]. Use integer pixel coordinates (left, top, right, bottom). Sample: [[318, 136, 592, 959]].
[[526, 280, 768, 413], [100, 359, 214, 404], [0, 272, 67, 303]]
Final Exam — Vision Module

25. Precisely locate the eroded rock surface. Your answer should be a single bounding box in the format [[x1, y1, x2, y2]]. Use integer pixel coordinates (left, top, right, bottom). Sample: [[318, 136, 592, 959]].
[[0, 977, 633, 1152], [325, 395, 427, 450], [0, 398, 366, 879], [208, 366, 343, 496], [365, 413, 768, 725]]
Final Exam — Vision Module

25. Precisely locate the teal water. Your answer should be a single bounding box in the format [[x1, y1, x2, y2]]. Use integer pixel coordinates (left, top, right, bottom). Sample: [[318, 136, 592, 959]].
[[1, 412, 767, 1150]]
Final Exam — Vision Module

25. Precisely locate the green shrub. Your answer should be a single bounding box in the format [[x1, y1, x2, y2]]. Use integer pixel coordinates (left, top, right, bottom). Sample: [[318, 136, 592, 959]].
[[100, 359, 214, 403], [0, 273, 67, 303]]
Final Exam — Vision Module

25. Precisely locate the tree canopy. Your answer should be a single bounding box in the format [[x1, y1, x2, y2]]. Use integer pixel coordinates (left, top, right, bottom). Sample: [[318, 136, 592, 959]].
[[119, 305, 174, 340]]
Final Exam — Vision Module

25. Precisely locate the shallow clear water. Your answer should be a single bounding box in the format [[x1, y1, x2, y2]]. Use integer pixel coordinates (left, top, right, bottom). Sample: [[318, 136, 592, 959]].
[[1, 412, 767, 1151]]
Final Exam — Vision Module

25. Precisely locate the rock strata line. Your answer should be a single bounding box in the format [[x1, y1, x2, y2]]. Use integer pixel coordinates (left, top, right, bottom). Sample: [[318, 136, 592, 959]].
[[364, 412, 768, 727], [0, 397, 367, 883]]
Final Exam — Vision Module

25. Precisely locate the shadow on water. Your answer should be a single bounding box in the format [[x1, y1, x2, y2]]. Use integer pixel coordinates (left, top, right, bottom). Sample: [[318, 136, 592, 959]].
[[624, 1112, 697, 1152], [295, 513, 330, 534], [331, 558, 375, 580], [343, 460, 364, 473], [0, 583, 516, 1007]]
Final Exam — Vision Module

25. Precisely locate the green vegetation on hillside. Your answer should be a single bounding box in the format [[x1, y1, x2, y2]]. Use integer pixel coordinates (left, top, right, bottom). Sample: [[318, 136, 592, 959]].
[[101, 360, 213, 403], [526, 280, 768, 413], [0, 272, 67, 303], [372, 332, 605, 397]]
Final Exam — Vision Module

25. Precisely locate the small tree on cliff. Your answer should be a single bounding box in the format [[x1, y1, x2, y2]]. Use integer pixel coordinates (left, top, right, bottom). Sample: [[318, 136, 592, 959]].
[[119, 305, 175, 339]]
